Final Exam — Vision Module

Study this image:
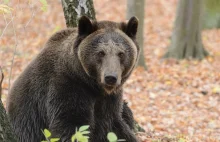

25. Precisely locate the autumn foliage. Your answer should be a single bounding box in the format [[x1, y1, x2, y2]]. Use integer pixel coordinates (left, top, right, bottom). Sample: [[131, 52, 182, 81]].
[[0, 0, 219, 142]]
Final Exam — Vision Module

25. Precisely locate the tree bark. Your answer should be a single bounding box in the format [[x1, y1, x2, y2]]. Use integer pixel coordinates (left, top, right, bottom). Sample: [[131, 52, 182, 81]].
[[203, 0, 220, 29], [127, 0, 147, 69], [127, 2, 146, 132], [164, 0, 209, 60], [203, 11, 220, 29], [61, 0, 96, 28], [0, 68, 3, 99], [0, 67, 17, 142]]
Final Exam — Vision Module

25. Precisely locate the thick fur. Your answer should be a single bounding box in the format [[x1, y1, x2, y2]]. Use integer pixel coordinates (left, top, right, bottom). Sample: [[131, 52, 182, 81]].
[[7, 17, 139, 142]]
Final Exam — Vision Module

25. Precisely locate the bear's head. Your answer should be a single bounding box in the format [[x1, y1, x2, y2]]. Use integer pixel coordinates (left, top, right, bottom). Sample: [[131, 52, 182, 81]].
[[77, 16, 139, 94]]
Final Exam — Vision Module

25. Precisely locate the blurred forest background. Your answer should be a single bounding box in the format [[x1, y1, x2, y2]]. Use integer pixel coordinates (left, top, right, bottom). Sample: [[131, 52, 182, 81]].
[[0, 0, 220, 141]]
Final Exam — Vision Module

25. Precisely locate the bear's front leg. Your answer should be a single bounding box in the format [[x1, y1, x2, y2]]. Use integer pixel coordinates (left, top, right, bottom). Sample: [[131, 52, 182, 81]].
[[90, 119, 137, 142], [92, 95, 138, 142], [122, 101, 135, 130], [113, 120, 138, 142], [47, 81, 95, 142]]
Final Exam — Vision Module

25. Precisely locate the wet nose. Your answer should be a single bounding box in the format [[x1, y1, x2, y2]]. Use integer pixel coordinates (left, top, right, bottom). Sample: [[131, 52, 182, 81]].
[[105, 75, 117, 85]]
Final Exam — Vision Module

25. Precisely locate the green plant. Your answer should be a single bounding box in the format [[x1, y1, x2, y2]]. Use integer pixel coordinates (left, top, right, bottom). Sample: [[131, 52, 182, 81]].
[[107, 132, 126, 142], [41, 129, 60, 142], [0, 4, 13, 14], [41, 126, 125, 142], [39, 0, 48, 12], [178, 138, 186, 142], [71, 125, 90, 142]]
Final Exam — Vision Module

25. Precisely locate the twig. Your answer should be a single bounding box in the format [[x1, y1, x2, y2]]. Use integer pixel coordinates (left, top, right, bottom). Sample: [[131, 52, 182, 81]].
[[0, 14, 14, 40], [24, 2, 35, 29], [8, 13, 18, 89], [0, 66, 4, 98]]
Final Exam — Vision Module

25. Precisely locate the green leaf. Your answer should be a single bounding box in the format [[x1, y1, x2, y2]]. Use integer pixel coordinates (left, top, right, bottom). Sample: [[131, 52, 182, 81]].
[[83, 136, 89, 139], [81, 131, 90, 135], [41, 141, 47, 142], [107, 132, 118, 142], [178, 138, 186, 142], [0, 4, 13, 14], [78, 136, 89, 142], [205, 0, 220, 13], [39, 0, 48, 12], [71, 135, 76, 142], [72, 131, 89, 142], [79, 125, 90, 132], [52, 26, 61, 34], [44, 129, 51, 138], [50, 138, 60, 142], [74, 132, 83, 141], [4, 0, 9, 4]]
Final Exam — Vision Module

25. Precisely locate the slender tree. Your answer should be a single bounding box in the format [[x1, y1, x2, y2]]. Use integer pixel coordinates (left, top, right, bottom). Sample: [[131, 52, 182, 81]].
[[127, 0, 146, 131], [0, 67, 17, 142], [203, 0, 220, 29], [127, 0, 147, 69], [0, 68, 3, 98], [164, 0, 209, 59], [61, 0, 96, 27]]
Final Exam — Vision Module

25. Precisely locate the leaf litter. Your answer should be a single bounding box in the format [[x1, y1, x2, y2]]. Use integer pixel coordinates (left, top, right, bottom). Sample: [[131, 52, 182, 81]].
[[0, 0, 219, 142]]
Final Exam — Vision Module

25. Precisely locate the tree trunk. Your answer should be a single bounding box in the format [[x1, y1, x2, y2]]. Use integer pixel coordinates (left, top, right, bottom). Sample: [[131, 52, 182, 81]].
[[0, 67, 17, 142], [203, 11, 220, 29], [164, 0, 209, 60], [61, 0, 96, 28], [127, 0, 147, 69], [203, 0, 220, 29], [127, 2, 146, 132], [0, 68, 3, 99]]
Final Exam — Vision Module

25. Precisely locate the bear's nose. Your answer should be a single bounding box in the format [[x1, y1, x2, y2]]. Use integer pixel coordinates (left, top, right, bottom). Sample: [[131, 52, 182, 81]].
[[104, 75, 117, 85]]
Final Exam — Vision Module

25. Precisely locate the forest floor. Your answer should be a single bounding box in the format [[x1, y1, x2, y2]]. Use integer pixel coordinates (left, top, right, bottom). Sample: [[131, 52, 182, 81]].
[[0, 0, 220, 142]]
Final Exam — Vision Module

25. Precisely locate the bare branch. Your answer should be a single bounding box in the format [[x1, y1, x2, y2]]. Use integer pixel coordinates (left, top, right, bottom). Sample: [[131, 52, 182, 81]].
[[24, 2, 36, 29], [0, 14, 14, 39], [8, 13, 18, 89], [0, 67, 4, 98]]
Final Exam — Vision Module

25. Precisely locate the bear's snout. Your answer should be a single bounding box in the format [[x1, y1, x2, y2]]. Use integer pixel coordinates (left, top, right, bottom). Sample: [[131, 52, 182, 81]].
[[104, 74, 117, 86], [101, 71, 121, 94]]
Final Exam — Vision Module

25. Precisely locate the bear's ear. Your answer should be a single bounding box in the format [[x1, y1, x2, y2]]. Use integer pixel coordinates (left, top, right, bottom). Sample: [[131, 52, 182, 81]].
[[123, 17, 139, 38], [78, 16, 94, 36]]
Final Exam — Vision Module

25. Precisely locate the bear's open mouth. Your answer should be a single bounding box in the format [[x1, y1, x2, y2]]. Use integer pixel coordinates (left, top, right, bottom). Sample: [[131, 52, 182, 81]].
[[105, 84, 115, 89], [103, 84, 116, 94]]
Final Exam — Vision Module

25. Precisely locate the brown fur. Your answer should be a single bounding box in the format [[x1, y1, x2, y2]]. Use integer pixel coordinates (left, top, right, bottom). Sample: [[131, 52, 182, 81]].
[[7, 16, 139, 142]]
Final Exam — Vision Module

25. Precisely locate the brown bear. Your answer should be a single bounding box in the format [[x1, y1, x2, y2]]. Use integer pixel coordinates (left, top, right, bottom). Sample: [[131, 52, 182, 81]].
[[6, 16, 140, 142]]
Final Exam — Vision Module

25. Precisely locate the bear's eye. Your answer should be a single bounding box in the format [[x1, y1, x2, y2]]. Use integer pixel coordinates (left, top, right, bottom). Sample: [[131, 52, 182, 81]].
[[118, 52, 125, 58], [98, 51, 105, 57]]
